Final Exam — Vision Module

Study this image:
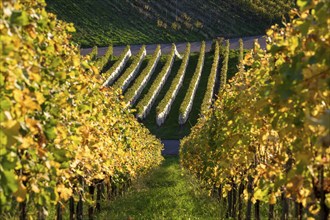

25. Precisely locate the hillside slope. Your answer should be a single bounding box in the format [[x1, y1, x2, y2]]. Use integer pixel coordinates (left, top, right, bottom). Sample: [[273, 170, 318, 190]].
[[46, 0, 295, 47]]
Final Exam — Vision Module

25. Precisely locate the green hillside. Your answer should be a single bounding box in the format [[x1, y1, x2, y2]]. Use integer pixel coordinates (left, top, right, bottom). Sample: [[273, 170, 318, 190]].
[[46, 0, 295, 47]]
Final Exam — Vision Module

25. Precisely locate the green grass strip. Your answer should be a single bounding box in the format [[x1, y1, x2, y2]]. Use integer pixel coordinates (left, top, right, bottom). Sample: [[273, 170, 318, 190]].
[[179, 41, 206, 125], [124, 45, 161, 105], [200, 40, 220, 114], [102, 45, 131, 87], [136, 44, 176, 120], [97, 156, 221, 219], [156, 43, 191, 126], [112, 45, 146, 92]]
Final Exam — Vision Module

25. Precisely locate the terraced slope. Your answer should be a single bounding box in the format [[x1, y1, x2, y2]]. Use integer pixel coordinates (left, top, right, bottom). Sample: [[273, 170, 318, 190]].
[[92, 35, 258, 139], [97, 40, 243, 139], [46, 0, 294, 47]]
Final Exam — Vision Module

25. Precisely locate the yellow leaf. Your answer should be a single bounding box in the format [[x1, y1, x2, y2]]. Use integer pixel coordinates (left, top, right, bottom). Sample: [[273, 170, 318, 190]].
[[279, 107, 289, 112], [72, 56, 80, 67], [35, 91, 45, 104], [23, 97, 40, 111], [251, 197, 256, 204], [13, 181, 27, 203], [31, 183, 40, 193], [13, 90, 23, 102], [91, 65, 99, 74], [325, 193, 330, 209], [57, 184, 72, 201], [1, 120, 20, 146], [29, 72, 41, 82], [25, 118, 39, 133], [269, 193, 276, 204], [243, 189, 249, 201], [308, 204, 320, 215]]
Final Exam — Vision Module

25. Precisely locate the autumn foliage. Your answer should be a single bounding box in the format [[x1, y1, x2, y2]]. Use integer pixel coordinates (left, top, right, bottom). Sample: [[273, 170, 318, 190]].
[[0, 0, 163, 216], [181, 0, 329, 218]]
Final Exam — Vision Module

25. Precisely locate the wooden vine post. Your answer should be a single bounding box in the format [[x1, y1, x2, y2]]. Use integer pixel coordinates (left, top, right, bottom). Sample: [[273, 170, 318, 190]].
[[56, 202, 62, 220], [96, 183, 102, 211], [238, 182, 245, 219], [69, 197, 75, 220], [19, 201, 27, 220], [88, 185, 95, 220]]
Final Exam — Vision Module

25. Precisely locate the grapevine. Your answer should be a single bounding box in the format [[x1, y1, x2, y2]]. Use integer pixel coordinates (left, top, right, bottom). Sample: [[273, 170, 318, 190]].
[[0, 1, 163, 218], [181, 0, 329, 218]]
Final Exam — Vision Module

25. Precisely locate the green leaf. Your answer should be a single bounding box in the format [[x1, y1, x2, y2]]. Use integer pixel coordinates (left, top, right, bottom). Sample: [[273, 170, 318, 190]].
[[254, 187, 269, 202], [0, 192, 7, 205], [297, 0, 312, 10], [1, 170, 18, 193], [10, 11, 29, 26], [0, 74, 4, 86], [0, 130, 7, 148], [320, 110, 330, 130], [78, 104, 91, 113], [0, 98, 11, 111], [53, 149, 68, 163], [44, 126, 56, 140], [270, 45, 286, 54], [298, 20, 311, 36], [60, 161, 70, 169]]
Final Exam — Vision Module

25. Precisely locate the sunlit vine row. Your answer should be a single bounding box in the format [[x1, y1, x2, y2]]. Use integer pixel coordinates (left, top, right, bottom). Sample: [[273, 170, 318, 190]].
[[181, 0, 329, 218], [124, 45, 161, 105], [136, 44, 176, 120], [102, 45, 131, 86], [89, 46, 98, 61], [113, 45, 146, 92], [200, 40, 220, 114], [0, 0, 163, 217], [156, 43, 190, 126], [218, 40, 229, 93], [95, 45, 113, 71], [178, 41, 205, 125]]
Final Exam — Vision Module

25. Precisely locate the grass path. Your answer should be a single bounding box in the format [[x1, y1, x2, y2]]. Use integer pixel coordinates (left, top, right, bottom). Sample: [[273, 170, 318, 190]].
[[97, 156, 221, 219]]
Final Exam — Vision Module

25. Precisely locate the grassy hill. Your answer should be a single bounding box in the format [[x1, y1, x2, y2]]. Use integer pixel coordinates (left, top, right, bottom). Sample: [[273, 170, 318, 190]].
[[46, 0, 295, 47]]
